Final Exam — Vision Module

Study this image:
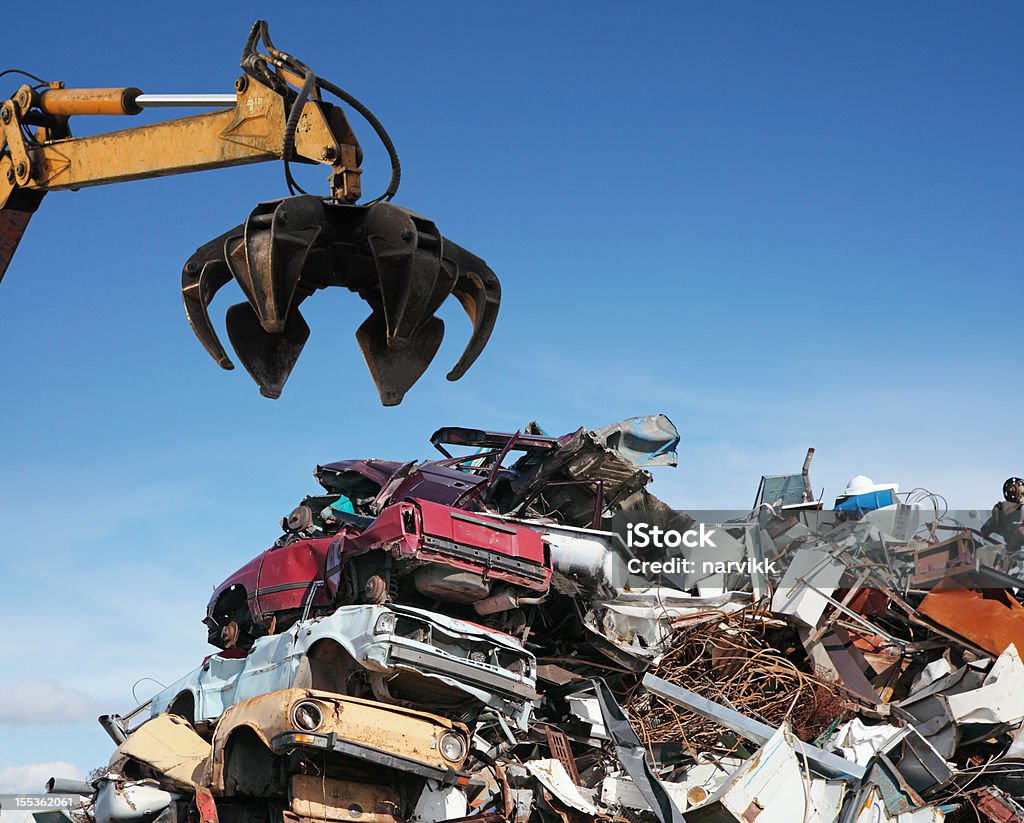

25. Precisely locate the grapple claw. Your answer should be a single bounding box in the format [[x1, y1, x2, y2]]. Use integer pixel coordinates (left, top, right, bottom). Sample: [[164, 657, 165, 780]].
[[179, 195, 501, 402], [225, 300, 311, 399], [444, 242, 501, 382], [356, 310, 445, 406]]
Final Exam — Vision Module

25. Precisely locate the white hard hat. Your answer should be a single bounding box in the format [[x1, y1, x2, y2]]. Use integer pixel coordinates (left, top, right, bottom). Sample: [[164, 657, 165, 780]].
[[842, 475, 899, 497], [844, 475, 875, 496]]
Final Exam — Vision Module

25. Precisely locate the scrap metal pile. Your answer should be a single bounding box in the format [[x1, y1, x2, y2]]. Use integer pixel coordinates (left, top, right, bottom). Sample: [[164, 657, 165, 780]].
[[38, 425, 1024, 823]]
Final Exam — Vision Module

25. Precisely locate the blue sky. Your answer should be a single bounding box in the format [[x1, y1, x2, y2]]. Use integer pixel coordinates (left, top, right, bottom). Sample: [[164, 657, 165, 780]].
[[1, 0, 1022, 789]]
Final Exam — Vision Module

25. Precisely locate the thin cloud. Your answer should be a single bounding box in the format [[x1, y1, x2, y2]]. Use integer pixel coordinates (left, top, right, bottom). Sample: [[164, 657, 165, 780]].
[[0, 681, 103, 727], [0, 760, 83, 792]]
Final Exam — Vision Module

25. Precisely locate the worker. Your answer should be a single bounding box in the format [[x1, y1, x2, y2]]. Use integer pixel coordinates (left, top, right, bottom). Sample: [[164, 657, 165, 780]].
[[980, 477, 1024, 553]]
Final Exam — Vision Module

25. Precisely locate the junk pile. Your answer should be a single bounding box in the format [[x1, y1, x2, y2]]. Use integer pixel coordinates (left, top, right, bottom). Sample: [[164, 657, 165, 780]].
[[36, 422, 1024, 823]]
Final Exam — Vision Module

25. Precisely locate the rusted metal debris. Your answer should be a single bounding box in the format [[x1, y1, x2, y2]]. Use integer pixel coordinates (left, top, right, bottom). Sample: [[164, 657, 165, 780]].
[[38, 431, 1024, 823], [626, 606, 848, 754]]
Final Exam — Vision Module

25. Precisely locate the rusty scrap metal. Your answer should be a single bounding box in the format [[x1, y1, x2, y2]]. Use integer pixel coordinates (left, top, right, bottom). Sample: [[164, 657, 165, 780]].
[[918, 575, 1024, 658], [626, 606, 847, 755], [640, 674, 865, 781]]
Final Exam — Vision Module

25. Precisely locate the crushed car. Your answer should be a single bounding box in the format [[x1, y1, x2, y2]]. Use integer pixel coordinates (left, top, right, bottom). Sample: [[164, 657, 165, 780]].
[[204, 498, 551, 652], [153, 602, 537, 731], [90, 690, 478, 823]]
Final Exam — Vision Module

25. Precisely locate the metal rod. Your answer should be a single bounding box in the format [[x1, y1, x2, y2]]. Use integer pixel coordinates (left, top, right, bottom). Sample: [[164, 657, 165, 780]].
[[134, 94, 236, 108], [47, 777, 96, 797], [978, 561, 1024, 590], [802, 446, 815, 501], [98, 713, 128, 744]]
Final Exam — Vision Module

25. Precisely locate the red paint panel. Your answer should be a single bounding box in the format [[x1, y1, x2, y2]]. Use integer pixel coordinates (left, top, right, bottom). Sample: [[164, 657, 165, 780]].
[[416, 499, 547, 566], [255, 537, 333, 618]]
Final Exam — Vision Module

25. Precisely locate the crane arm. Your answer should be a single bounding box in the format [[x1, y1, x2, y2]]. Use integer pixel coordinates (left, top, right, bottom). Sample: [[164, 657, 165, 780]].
[[0, 76, 361, 205], [0, 21, 500, 406]]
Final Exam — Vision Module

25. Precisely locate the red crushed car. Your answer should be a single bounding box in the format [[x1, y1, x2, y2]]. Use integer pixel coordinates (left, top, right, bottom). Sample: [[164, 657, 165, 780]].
[[325, 497, 551, 613], [205, 498, 550, 650]]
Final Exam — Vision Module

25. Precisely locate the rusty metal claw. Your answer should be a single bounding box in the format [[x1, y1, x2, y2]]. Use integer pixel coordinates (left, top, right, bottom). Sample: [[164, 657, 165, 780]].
[[225, 300, 310, 399], [356, 310, 445, 407], [181, 226, 244, 370], [179, 195, 501, 403], [226, 196, 324, 333], [444, 242, 501, 382]]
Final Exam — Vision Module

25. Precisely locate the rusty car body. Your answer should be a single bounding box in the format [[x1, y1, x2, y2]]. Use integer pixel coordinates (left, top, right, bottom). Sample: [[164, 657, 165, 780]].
[[323, 498, 551, 616], [205, 688, 473, 823], [207, 688, 471, 791]]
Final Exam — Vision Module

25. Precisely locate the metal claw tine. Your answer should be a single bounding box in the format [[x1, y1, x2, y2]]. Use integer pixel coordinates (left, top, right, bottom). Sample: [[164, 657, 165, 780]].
[[182, 260, 234, 370], [421, 244, 459, 322], [181, 224, 246, 370], [364, 203, 448, 345], [236, 196, 325, 334], [405, 213, 456, 330], [224, 231, 253, 304], [225, 299, 311, 399], [356, 309, 445, 406], [445, 241, 501, 382], [362, 203, 417, 343]]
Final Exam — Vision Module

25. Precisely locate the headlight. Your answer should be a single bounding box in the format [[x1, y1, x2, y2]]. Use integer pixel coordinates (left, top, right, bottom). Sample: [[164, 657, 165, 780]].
[[374, 612, 397, 635], [292, 700, 323, 732], [469, 650, 486, 664], [439, 731, 468, 763]]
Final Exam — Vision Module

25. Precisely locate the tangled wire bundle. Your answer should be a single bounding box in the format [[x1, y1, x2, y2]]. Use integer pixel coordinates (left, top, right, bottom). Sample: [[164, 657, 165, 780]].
[[626, 606, 849, 759]]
